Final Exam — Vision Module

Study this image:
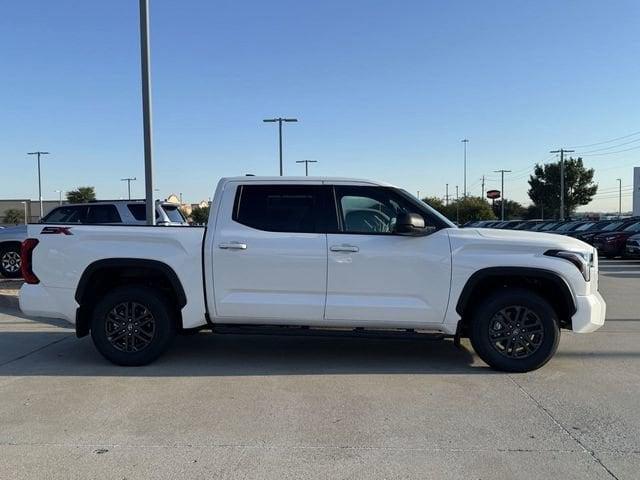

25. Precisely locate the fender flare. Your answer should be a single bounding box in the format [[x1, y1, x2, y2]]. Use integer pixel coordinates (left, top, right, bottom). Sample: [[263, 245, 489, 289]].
[[455, 266, 576, 316]]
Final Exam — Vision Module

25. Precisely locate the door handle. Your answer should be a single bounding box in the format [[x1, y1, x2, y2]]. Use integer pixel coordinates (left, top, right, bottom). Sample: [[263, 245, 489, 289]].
[[330, 244, 359, 253], [219, 242, 247, 250]]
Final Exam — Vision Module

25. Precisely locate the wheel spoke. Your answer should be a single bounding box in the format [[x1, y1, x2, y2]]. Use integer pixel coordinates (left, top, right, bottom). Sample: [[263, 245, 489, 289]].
[[105, 301, 156, 353], [488, 305, 544, 359]]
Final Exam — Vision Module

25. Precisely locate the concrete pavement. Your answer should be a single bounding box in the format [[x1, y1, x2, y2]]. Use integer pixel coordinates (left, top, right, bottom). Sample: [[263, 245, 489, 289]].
[[0, 265, 638, 479]]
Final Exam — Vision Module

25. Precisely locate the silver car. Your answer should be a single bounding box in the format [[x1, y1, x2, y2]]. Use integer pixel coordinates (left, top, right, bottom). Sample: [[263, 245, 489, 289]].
[[0, 200, 188, 278]]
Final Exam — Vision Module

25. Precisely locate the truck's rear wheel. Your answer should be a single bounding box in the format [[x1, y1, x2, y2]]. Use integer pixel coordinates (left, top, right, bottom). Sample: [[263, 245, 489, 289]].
[[90, 286, 176, 366], [469, 289, 560, 372]]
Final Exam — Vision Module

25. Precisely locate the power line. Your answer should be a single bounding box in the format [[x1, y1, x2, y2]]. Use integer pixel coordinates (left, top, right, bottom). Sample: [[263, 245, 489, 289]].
[[575, 137, 640, 154], [580, 144, 640, 157], [568, 129, 640, 149]]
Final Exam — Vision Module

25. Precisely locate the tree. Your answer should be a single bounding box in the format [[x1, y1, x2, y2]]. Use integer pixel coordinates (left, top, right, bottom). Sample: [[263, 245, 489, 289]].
[[491, 199, 526, 220], [528, 158, 597, 219], [421, 196, 447, 216], [190, 205, 210, 225], [3, 208, 24, 225], [66, 186, 96, 204], [424, 196, 495, 224]]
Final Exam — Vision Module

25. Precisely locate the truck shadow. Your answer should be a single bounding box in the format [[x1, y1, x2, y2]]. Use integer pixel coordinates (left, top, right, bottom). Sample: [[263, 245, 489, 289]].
[[0, 331, 490, 376]]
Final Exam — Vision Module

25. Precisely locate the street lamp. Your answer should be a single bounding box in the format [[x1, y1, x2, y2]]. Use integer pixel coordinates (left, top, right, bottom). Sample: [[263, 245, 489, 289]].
[[27, 151, 49, 220], [55, 190, 63, 206], [139, 0, 155, 225], [461, 139, 469, 197], [295, 159, 317, 176], [263, 117, 298, 176]]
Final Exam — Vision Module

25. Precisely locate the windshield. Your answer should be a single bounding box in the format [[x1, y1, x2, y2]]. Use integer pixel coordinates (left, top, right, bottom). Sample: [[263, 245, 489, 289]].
[[540, 222, 559, 231], [602, 221, 624, 231], [623, 222, 640, 232], [555, 222, 578, 232], [575, 222, 594, 231]]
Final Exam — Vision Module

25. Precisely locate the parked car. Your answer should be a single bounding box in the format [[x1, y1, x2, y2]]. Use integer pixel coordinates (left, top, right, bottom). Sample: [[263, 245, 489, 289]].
[[552, 221, 590, 235], [592, 221, 640, 258], [575, 219, 639, 245], [625, 233, 640, 257], [514, 220, 545, 230], [20, 176, 606, 372], [565, 220, 612, 239], [0, 200, 187, 278]]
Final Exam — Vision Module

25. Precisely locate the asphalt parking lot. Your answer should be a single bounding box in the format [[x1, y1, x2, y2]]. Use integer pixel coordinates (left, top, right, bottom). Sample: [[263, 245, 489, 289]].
[[0, 261, 639, 480]]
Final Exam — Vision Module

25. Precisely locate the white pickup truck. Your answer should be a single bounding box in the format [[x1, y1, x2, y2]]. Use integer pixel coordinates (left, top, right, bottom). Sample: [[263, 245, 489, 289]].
[[19, 177, 606, 372]]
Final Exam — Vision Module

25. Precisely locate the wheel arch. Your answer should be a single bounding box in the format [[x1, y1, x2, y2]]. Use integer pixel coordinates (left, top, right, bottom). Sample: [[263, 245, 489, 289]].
[[74, 258, 186, 338], [455, 267, 576, 334]]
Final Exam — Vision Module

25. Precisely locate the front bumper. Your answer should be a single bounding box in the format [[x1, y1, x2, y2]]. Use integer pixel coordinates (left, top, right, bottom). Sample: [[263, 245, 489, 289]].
[[571, 291, 606, 333]]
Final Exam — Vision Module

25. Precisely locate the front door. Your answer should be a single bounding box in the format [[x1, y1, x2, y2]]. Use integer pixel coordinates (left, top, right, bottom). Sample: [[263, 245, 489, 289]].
[[325, 185, 452, 327], [211, 183, 331, 322]]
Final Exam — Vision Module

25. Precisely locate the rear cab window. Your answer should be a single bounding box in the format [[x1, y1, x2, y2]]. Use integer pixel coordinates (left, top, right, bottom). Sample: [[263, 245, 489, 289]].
[[42, 206, 87, 223]]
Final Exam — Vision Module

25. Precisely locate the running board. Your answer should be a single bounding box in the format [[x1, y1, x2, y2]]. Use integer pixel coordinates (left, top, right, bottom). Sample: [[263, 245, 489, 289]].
[[208, 324, 449, 341]]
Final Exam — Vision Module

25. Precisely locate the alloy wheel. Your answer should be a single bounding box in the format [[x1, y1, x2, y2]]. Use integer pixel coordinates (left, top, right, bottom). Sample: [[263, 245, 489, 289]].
[[487, 305, 544, 358], [105, 301, 156, 353], [1, 251, 21, 273]]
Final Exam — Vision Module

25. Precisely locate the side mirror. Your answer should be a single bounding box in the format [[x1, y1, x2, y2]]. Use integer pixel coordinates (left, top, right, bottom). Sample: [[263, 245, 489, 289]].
[[394, 212, 427, 236]]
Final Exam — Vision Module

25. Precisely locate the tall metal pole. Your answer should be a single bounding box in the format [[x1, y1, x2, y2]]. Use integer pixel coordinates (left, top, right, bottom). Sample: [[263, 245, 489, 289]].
[[296, 159, 317, 176], [461, 139, 469, 197], [27, 151, 49, 220], [455, 185, 459, 224], [445, 183, 449, 206], [494, 169, 512, 221], [121, 177, 137, 200], [264, 117, 298, 176], [550, 148, 574, 221], [55, 190, 63, 206], [617, 178, 622, 218], [21, 202, 27, 225], [139, 0, 155, 225], [481, 175, 485, 198]]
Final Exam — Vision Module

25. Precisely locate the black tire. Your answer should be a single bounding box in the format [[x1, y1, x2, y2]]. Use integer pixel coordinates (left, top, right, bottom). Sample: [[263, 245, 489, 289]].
[[469, 288, 560, 372], [0, 244, 22, 278], [90, 286, 177, 366]]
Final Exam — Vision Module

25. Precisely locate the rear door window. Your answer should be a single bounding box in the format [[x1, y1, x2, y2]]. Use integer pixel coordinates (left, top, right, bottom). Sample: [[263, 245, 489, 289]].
[[233, 185, 332, 233], [85, 205, 122, 224], [162, 205, 186, 223]]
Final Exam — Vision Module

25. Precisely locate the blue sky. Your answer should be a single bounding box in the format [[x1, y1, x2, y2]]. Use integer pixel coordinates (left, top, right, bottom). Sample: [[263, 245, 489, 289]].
[[1, 0, 639, 211]]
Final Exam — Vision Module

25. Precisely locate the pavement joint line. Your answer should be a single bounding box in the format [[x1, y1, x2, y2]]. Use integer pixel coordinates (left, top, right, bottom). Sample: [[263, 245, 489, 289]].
[[0, 442, 614, 453], [507, 375, 621, 480], [0, 334, 72, 368]]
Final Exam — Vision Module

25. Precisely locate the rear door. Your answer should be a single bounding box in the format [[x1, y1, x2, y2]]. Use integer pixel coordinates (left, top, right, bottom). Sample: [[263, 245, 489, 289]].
[[211, 183, 333, 322], [325, 185, 452, 327]]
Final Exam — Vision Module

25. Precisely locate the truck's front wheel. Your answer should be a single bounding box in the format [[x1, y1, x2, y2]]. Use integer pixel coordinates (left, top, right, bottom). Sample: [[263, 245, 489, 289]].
[[469, 289, 560, 372], [90, 286, 176, 366]]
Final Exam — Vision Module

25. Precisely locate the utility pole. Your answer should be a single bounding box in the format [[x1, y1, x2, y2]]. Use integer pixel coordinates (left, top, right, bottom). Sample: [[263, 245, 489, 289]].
[[445, 183, 449, 206], [55, 190, 63, 206], [617, 178, 622, 218], [27, 151, 49, 220], [494, 169, 512, 221], [481, 175, 485, 198], [295, 159, 317, 176], [263, 117, 298, 175], [121, 177, 137, 200], [549, 148, 574, 221], [461, 139, 469, 197], [139, 0, 155, 225], [455, 185, 460, 224]]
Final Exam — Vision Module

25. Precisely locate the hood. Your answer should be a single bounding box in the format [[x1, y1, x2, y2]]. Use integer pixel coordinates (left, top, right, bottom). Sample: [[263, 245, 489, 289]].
[[0, 225, 27, 239], [449, 227, 594, 253]]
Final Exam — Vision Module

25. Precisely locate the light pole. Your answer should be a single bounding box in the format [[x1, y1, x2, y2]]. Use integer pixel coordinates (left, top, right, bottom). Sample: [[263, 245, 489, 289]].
[[295, 159, 317, 176], [461, 139, 469, 197], [617, 178, 622, 218], [55, 190, 63, 206], [455, 185, 459, 224], [549, 148, 574, 220], [263, 117, 298, 175], [121, 177, 137, 200], [494, 169, 512, 221], [139, 0, 155, 225], [21, 202, 27, 225], [27, 151, 49, 220]]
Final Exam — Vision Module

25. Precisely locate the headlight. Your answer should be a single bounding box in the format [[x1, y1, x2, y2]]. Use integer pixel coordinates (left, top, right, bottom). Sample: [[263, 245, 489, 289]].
[[544, 249, 593, 281]]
